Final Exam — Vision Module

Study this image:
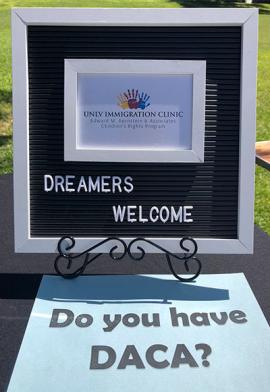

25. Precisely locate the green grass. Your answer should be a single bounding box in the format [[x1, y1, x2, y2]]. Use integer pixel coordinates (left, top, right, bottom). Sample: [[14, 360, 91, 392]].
[[254, 13, 270, 234], [1, 1, 270, 234], [257, 14, 270, 141], [0, 4, 12, 174]]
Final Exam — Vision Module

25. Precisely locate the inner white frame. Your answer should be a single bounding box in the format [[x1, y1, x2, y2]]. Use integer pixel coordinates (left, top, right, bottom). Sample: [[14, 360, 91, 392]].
[[64, 59, 206, 162], [12, 8, 258, 254]]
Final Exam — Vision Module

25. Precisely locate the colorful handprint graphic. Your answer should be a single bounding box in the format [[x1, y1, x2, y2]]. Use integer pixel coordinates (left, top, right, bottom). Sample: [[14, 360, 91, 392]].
[[118, 89, 150, 110], [138, 92, 150, 110], [118, 93, 129, 109]]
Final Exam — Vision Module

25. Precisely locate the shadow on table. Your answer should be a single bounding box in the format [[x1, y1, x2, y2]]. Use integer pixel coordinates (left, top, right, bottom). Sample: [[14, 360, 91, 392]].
[[0, 273, 42, 299], [38, 275, 230, 304]]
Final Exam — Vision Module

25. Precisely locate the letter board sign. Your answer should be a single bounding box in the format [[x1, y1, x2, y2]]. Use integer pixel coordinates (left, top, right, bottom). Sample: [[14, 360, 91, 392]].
[[12, 8, 258, 254]]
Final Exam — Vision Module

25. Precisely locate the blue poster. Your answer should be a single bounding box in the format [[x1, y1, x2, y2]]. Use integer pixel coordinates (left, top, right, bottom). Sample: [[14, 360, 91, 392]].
[[7, 274, 270, 391]]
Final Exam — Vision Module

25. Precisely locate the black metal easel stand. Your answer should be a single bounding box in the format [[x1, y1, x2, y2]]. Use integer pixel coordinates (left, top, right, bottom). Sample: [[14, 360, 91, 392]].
[[54, 236, 202, 282]]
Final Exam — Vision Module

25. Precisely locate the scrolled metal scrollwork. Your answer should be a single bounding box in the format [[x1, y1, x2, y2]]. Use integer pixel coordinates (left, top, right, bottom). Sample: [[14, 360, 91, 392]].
[[54, 235, 201, 281], [54, 236, 127, 279], [127, 237, 201, 282]]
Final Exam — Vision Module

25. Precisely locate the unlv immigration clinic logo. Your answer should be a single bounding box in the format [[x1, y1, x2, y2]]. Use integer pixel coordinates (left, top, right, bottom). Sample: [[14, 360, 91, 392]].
[[118, 89, 150, 110]]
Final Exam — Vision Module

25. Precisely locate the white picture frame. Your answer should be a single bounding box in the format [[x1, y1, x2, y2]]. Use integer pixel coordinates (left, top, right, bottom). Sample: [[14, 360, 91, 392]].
[[12, 8, 258, 254], [64, 59, 206, 163]]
